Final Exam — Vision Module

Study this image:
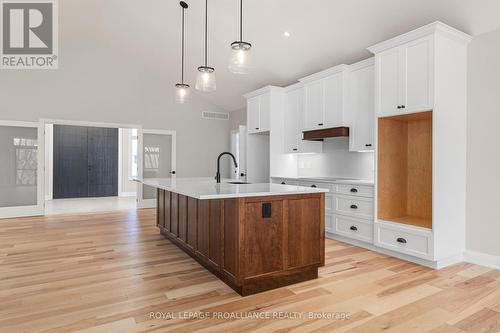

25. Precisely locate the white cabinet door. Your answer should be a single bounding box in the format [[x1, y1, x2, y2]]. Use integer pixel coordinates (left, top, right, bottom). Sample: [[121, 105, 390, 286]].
[[376, 48, 401, 116], [349, 64, 375, 151], [247, 96, 260, 133], [323, 72, 344, 127], [259, 92, 271, 132], [284, 89, 300, 153], [402, 37, 433, 113], [304, 80, 324, 129]]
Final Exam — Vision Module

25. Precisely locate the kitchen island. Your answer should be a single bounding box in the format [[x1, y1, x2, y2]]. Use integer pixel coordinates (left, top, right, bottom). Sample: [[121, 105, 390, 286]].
[[138, 178, 328, 296]]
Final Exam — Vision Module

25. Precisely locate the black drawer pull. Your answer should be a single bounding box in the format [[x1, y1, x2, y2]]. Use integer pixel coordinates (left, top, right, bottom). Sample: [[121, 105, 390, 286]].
[[350, 226, 358, 231], [281, 182, 286, 185], [311, 185, 317, 188], [350, 188, 358, 193], [350, 204, 358, 209], [397, 105, 402, 109], [318, 123, 323, 126], [401, 105, 406, 109], [365, 144, 372, 147], [255, 127, 259, 130], [293, 148, 298, 151], [397, 237, 407, 244]]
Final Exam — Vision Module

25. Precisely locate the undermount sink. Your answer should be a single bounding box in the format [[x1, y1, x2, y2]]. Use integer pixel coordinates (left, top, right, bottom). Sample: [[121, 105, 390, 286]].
[[227, 181, 250, 185]]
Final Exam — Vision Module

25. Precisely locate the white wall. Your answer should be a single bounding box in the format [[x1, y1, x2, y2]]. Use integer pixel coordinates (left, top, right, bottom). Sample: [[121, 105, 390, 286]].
[[466, 28, 500, 257], [297, 138, 375, 180], [0, 5, 230, 179], [229, 108, 246, 131]]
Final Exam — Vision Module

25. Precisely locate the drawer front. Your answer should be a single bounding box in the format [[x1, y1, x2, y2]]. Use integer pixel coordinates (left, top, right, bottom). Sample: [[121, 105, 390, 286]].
[[325, 214, 334, 234], [375, 221, 433, 259], [273, 178, 299, 186], [334, 215, 373, 243], [334, 184, 374, 198], [333, 195, 374, 220], [325, 194, 333, 213], [299, 181, 334, 191]]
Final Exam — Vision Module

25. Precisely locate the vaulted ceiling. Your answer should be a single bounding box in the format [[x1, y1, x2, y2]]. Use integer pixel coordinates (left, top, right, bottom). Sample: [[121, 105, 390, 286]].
[[64, 0, 500, 111]]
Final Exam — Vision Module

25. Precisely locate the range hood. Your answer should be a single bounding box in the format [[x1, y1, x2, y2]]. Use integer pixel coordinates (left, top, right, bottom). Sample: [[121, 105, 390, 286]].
[[303, 127, 350, 141]]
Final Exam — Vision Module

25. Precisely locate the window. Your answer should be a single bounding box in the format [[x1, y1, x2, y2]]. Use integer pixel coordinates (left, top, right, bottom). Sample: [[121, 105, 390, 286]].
[[144, 146, 160, 170], [14, 137, 38, 185]]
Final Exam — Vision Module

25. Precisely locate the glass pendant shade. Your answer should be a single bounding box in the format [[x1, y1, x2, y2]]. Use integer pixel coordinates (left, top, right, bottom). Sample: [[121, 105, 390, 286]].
[[175, 83, 190, 104], [229, 41, 252, 74], [195, 66, 216, 92]]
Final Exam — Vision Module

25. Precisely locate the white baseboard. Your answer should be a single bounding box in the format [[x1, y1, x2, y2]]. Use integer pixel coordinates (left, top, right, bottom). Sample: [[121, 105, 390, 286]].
[[464, 250, 500, 270], [119, 192, 137, 197]]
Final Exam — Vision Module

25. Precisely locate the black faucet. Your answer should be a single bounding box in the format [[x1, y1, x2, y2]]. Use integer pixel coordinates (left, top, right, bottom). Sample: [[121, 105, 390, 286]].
[[215, 152, 238, 183]]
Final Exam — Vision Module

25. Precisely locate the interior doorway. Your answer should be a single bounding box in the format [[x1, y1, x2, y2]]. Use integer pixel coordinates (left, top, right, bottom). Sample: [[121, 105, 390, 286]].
[[53, 125, 119, 199]]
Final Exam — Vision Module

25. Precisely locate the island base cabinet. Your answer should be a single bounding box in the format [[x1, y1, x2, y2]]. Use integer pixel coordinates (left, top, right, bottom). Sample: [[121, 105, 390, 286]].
[[156, 189, 325, 296]]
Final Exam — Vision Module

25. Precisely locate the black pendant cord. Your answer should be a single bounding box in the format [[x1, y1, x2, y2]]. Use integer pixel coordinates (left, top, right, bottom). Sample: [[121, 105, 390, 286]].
[[239, 0, 242, 42], [204, 0, 208, 67], [181, 4, 185, 84]]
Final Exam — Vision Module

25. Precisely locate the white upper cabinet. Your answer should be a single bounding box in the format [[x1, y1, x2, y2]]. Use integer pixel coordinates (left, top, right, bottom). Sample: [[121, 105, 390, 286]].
[[245, 87, 276, 134], [348, 58, 375, 152], [300, 65, 349, 130], [247, 96, 260, 132], [284, 86, 322, 154], [370, 34, 434, 116]]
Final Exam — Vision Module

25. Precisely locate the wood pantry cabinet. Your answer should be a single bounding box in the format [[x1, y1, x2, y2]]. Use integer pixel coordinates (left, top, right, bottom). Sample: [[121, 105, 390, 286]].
[[156, 188, 325, 296]]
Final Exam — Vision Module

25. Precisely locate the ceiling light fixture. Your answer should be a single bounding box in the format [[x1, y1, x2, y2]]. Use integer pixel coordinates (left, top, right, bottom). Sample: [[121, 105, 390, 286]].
[[195, 0, 216, 92], [228, 0, 251, 74], [175, 1, 190, 104], [283, 31, 291, 37]]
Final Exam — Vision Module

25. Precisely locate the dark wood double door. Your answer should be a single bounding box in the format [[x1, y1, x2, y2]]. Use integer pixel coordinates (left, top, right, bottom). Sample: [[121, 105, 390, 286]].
[[53, 125, 118, 199]]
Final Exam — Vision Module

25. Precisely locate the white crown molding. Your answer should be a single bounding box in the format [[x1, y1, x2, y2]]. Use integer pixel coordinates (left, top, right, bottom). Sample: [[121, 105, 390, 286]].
[[349, 57, 375, 71], [367, 21, 473, 54], [298, 64, 349, 84], [243, 85, 283, 99], [283, 82, 303, 93]]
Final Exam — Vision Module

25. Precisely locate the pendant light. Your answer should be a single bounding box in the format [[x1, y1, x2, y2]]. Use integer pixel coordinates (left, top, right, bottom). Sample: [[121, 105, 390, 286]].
[[195, 0, 216, 92], [229, 0, 251, 74], [175, 1, 190, 104]]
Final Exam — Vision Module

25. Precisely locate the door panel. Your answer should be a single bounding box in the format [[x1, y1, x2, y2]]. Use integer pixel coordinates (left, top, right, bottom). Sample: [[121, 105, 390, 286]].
[[377, 49, 401, 116], [403, 37, 433, 112], [53, 125, 88, 199], [323, 73, 344, 126], [304, 81, 324, 129], [87, 127, 118, 197], [247, 97, 260, 133], [259, 93, 271, 131], [142, 133, 173, 200]]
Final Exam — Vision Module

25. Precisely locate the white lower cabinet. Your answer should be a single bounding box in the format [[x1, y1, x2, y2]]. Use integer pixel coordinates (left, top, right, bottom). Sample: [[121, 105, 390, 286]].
[[334, 215, 373, 243], [333, 194, 374, 220], [325, 214, 334, 234], [374, 220, 433, 260]]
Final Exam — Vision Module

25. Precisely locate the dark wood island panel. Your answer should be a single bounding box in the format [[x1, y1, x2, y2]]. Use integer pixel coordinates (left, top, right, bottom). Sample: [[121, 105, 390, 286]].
[[156, 189, 325, 296]]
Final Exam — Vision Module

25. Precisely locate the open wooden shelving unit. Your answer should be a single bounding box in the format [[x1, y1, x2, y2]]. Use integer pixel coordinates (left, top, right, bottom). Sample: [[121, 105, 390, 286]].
[[377, 111, 433, 229]]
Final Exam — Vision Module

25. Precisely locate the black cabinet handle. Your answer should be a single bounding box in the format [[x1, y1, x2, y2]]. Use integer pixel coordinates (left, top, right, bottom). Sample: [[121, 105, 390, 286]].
[[311, 185, 317, 188], [240, 172, 245, 177], [350, 226, 358, 231], [318, 123, 323, 126], [255, 127, 259, 130], [350, 204, 358, 209], [170, 171, 176, 175], [397, 237, 407, 244], [350, 188, 358, 193], [293, 148, 298, 151], [397, 105, 402, 109], [401, 105, 406, 109], [365, 144, 372, 147], [281, 182, 286, 185]]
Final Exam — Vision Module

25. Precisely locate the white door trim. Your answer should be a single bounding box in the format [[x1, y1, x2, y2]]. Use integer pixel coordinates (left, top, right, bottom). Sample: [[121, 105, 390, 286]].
[[0, 120, 45, 219], [137, 129, 177, 209]]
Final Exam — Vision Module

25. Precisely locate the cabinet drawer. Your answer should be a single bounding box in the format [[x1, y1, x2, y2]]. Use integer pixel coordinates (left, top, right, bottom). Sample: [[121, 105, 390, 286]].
[[375, 221, 433, 259], [334, 184, 374, 198], [325, 194, 333, 213], [299, 181, 334, 191], [334, 215, 373, 243], [272, 178, 299, 186], [333, 195, 373, 220], [325, 214, 334, 234]]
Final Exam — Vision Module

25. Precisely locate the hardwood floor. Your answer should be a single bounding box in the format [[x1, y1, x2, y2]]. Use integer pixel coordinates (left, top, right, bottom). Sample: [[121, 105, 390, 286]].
[[1, 209, 500, 333]]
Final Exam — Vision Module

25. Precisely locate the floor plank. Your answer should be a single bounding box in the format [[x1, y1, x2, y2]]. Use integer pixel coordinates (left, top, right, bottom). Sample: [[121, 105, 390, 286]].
[[0, 209, 499, 332]]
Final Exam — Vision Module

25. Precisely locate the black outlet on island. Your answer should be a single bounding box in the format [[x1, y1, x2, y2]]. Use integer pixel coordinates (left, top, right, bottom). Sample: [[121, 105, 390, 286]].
[[262, 203, 272, 218]]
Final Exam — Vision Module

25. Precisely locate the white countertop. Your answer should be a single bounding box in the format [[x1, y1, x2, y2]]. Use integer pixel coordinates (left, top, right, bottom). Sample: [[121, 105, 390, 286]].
[[136, 178, 329, 200], [271, 176, 374, 186]]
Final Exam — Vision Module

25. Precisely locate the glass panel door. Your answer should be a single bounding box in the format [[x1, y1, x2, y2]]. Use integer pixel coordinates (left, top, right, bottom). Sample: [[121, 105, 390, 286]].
[[0, 121, 44, 218], [137, 130, 176, 208]]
